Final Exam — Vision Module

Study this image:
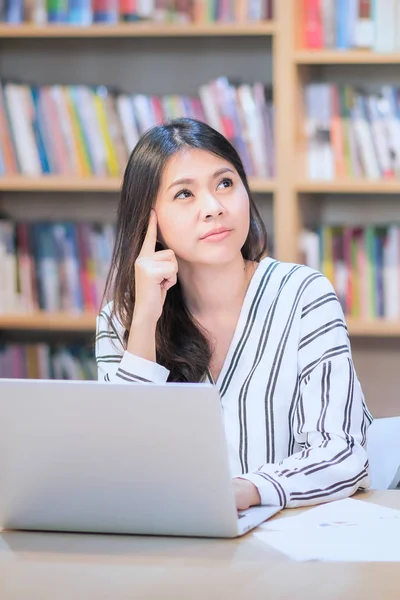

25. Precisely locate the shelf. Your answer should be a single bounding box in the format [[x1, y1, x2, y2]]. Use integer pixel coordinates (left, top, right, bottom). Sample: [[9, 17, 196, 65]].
[[346, 318, 400, 337], [0, 175, 275, 193], [0, 22, 276, 38], [1, 312, 400, 337], [296, 179, 400, 194], [0, 176, 123, 192], [248, 177, 276, 193], [294, 49, 400, 64], [0, 312, 96, 331]]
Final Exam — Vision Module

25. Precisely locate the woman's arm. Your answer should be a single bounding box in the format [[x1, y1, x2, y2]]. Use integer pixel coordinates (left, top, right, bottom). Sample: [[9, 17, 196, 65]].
[[95, 306, 170, 384], [239, 274, 373, 509]]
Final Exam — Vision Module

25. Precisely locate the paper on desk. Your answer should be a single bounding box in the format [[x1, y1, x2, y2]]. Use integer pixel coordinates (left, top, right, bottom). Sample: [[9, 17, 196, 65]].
[[255, 498, 400, 562]]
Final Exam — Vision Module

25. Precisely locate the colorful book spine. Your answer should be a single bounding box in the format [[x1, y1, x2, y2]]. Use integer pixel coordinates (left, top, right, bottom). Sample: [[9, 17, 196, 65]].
[[93, 0, 119, 22], [0, 343, 96, 380], [46, 0, 68, 22], [69, 0, 92, 24], [0, 219, 116, 315], [0, 78, 274, 179], [301, 224, 400, 319], [5, 0, 23, 22]]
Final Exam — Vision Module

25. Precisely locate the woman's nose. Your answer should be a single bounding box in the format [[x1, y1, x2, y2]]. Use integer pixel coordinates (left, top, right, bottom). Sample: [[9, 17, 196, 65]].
[[201, 194, 225, 219]]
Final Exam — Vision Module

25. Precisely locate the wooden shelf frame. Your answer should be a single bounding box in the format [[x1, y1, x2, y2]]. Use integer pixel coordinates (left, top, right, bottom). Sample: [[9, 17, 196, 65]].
[[1, 312, 399, 337], [1, 1, 400, 340], [296, 179, 400, 194], [0, 312, 97, 331], [294, 49, 400, 64], [0, 22, 276, 38]]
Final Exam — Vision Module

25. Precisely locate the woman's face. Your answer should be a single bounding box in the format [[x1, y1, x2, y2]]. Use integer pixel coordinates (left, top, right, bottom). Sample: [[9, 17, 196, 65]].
[[154, 148, 250, 266]]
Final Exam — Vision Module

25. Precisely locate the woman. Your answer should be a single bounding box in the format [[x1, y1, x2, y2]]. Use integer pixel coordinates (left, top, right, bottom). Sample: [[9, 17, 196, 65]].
[[96, 118, 372, 511]]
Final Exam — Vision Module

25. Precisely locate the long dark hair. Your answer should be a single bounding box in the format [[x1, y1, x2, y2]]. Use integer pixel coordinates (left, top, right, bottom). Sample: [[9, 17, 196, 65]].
[[103, 118, 268, 382]]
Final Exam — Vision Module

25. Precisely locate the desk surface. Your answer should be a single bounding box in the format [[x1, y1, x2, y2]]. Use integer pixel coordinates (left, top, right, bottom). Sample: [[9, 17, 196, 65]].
[[0, 490, 399, 600]]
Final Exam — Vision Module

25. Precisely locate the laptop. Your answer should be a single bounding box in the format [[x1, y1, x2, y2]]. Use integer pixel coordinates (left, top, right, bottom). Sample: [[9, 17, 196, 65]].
[[0, 378, 280, 538]]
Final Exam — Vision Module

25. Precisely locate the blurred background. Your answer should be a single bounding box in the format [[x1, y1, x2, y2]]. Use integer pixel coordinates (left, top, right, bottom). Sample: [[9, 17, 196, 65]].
[[0, 0, 399, 419]]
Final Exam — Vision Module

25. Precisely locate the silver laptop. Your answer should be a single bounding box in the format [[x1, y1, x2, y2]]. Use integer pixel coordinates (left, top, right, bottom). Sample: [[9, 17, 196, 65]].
[[0, 378, 279, 538]]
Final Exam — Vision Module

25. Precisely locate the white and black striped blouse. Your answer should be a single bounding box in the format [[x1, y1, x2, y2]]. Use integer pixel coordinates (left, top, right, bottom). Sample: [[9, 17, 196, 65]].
[[95, 256, 373, 509]]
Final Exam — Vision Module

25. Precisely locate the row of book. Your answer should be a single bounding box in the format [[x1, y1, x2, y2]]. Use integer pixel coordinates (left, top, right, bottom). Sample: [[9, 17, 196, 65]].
[[304, 83, 400, 180], [0, 220, 115, 314], [0, 343, 96, 379], [301, 0, 400, 52], [301, 224, 400, 319], [0, 78, 275, 179], [0, 0, 273, 25]]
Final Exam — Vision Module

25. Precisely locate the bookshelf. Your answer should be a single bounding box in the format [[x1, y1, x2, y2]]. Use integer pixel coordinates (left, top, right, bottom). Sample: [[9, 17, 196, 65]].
[[0, 312, 96, 331], [0, 0, 399, 414], [2, 312, 400, 338], [294, 50, 400, 64], [0, 22, 276, 38], [296, 180, 400, 194]]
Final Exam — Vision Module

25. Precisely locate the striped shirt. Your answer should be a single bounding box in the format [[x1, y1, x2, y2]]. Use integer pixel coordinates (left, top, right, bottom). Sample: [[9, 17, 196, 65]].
[[95, 256, 373, 509]]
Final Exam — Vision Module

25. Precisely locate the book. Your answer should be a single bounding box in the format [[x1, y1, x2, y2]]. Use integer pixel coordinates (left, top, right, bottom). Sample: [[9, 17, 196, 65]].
[[0, 342, 96, 380], [0, 78, 275, 179], [0, 0, 273, 23], [301, 224, 400, 319], [303, 82, 400, 181], [301, 0, 400, 50], [0, 219, 116, 314]]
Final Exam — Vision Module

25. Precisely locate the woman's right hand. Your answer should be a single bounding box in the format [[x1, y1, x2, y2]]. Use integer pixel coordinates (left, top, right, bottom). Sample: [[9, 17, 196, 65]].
[[133, 209, 178, 324]]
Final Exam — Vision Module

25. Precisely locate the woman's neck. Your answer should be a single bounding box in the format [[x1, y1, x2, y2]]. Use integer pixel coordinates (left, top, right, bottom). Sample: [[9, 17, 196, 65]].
[[178, 256, 258, 320]]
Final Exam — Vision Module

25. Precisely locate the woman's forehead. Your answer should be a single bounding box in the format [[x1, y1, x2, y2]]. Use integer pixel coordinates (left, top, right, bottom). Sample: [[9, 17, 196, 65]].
[[162, 149, 232, 180]]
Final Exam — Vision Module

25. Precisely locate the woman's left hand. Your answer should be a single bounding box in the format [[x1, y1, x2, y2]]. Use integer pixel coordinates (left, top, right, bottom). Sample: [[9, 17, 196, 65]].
[[233, 478, 261, 510]]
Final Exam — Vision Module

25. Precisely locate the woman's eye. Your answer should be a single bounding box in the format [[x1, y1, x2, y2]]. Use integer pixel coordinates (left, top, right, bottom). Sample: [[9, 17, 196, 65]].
[[174, 188, 193, 200], [217, 177, 233, 189]]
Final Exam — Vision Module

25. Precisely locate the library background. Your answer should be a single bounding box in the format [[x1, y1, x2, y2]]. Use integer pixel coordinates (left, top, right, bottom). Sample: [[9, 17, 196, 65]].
[[0, 0, 399, 418]]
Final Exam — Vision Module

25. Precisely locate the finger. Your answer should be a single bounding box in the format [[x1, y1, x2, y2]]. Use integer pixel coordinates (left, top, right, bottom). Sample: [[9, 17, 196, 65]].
[[162, 273, 177, 291], [146, 263, 178, 282], [152, 249, 177, 262], [135, 259, 177, 274], [139, 210, 157, 257]]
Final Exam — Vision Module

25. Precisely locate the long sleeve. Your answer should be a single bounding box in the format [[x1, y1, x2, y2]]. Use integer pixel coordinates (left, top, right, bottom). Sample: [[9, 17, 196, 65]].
[[95, 305, 170, 384], [241, 274, 373, 509]]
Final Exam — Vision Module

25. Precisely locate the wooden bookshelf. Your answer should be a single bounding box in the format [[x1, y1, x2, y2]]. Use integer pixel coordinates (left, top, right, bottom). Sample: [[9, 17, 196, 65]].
[[296, 179, 400, 194], [346, 319, 400, 338], [1, 312, 400, 337], [1, 0, 400, 414], [0, 176, 275, 193], [294, 49, 400, 64], [0, 312, 96, 331], [0, 22, 276, 38], [0, 176, 123, 192]]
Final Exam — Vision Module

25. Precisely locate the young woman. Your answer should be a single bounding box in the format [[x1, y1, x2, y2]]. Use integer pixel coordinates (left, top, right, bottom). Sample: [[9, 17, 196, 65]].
[[96, 118, 372, 512]]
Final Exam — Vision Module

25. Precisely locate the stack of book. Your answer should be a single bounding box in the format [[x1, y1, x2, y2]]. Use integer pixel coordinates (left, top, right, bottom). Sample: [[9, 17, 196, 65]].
[[0, 0, 273, 25], [0, 343, 96, 379], [0, 78, 275, 179], [0, 220, 115, 314], [300, 0, 400, 52], [303, 83, 400, 180], [300, 224, 400, 319]]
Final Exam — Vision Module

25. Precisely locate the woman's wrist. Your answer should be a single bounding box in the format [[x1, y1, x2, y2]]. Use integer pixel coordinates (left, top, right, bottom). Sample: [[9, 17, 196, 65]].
[[127, 314, 158, 361]]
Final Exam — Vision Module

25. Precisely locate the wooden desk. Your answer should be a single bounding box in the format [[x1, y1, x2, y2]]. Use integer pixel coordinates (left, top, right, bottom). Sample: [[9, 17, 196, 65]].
[[0, 490, 399, 600]]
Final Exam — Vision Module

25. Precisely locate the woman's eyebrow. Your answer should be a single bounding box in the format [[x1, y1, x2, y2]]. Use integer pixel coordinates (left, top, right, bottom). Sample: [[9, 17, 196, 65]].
[[167, 167, 235, 191], [212, 167, 235, 178], [167, 177, 194, 191]]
